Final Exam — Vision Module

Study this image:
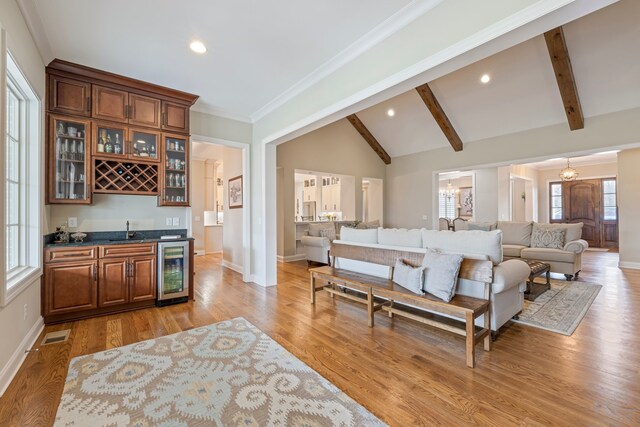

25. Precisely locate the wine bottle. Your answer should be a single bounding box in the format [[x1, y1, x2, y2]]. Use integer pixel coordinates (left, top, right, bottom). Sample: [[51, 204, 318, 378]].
[[105, 134, 113, 153], [114, 134, 121, 154]]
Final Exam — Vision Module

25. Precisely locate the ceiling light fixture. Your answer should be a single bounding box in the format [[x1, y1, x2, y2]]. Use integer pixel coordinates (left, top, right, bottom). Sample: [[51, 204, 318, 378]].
[[190, 40, 207, 54], [387, 108, 395, 117], [559, 158, 579, 181], [480, 74, 491, 84]]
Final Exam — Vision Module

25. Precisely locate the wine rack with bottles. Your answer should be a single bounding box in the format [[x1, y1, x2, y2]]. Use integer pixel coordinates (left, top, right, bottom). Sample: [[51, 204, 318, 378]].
[[93, 159, 158, 194]]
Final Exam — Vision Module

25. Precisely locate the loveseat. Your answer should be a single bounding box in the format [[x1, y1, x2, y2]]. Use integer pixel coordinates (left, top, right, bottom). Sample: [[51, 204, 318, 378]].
[[497, 221, 588, 280], [332, 227, 530, 333]]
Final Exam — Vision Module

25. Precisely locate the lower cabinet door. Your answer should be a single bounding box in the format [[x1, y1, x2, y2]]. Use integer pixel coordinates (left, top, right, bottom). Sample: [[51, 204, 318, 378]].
[[45, 261, 98, 315], [130, 255, 157, 302], [99, 258, 129, 307]]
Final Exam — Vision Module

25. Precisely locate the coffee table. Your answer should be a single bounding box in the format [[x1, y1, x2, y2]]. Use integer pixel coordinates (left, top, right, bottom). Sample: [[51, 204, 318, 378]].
[[524, 260, 551, 301]]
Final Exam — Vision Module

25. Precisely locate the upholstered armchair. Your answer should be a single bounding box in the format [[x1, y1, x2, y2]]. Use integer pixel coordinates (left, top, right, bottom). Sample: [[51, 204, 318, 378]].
[[300, 222, 337, 264]]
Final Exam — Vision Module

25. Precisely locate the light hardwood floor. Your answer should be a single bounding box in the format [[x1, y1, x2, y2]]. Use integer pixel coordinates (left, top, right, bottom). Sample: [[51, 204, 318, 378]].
[[0, 250, 638, 426]]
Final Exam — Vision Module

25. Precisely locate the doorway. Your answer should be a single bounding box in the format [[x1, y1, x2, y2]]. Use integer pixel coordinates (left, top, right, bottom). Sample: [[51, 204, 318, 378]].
[[550, 178, 618, 248], [191, 135, 251, 282], [362, 177, 383, 224], [510, 176, 535, 222]]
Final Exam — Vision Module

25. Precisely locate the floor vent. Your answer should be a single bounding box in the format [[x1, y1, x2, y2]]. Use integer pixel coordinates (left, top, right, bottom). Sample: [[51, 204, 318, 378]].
[[41, 330, 71, 346]]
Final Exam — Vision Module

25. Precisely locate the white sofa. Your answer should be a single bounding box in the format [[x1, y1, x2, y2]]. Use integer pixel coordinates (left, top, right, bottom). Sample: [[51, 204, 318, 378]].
[[497, 221, 588, 280], [333, 227, 530, 334]]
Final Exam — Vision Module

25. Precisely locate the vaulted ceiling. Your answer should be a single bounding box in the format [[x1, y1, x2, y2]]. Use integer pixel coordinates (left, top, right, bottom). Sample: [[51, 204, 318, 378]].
[[355, 0, 640, 158]]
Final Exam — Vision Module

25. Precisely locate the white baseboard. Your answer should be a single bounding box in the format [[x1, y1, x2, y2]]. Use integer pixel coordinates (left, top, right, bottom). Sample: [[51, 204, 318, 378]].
[[205, 250, 223, 254], [221, 259, 243, 274], [618, 261, 640, 270], [0, 316, 44, 397], [194, 249, 206, 256], [277, 254, 307, 263]]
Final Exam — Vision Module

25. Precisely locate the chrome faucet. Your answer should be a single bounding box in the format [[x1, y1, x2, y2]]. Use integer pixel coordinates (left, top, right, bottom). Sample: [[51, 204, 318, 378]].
[[126, 220, 136, 240]]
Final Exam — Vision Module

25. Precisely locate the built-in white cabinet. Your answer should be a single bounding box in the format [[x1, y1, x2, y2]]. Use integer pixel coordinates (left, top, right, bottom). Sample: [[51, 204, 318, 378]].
[[303, 179, 317, 202], [321, 177, 345, 212]]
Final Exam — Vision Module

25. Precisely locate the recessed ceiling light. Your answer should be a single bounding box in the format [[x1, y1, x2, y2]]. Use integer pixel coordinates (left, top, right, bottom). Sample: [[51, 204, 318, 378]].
[[190, 41, 207, 54], [387, 109, 395, 117], [480, 74, 491, 84]]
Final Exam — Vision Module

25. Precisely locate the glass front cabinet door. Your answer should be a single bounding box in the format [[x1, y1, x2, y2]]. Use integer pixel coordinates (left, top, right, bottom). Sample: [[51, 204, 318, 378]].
[[130, 128, 160, 162], [92, 122, 127, 159], [161, 134, 189, 206], [48, 115, 91, 204]]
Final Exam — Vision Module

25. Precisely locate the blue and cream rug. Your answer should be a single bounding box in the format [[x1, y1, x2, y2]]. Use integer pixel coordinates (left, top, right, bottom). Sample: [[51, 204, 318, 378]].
[[55, 317, 385, 426], [511, 279, 601, 335]]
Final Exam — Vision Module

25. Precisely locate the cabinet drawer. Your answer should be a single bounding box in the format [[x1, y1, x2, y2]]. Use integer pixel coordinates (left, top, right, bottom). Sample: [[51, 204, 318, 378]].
[[100, 243, 156, 258], [45, 246, 98, 263]]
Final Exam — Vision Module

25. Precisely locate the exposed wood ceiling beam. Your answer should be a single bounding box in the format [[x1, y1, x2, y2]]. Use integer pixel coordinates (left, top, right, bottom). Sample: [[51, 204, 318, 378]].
[[346, 114, 391, 165], [544, 26, 584, 131], [415, 83, 463, 152]]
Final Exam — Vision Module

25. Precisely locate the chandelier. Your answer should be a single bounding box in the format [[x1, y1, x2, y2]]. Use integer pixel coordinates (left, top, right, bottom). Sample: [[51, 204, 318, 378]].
[[439, 180, 459, 199], [559, 158, 579, 181]]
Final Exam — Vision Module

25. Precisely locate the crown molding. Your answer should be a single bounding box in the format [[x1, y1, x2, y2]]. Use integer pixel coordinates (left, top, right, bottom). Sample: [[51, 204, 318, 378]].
[[191, 103, 253, 124], [250, 0, 445, 123], [16, 0, 54, 64]]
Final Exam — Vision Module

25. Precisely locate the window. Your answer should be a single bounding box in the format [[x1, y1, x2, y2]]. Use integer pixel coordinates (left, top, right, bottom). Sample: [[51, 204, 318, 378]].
[[602, 178, 617, 220], [439, 192, 456, 219], [2, 51, 41, 306], [549, 182, 563, 221]]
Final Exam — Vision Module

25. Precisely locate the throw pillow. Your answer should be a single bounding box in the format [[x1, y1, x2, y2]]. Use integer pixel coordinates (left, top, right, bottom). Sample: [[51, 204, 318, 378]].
[[531, 225, 566, 249], [421, 249, 464, 302], [392, 259, 425, 294], [319, 227, 336, 241], [467, 222, 495, 231]]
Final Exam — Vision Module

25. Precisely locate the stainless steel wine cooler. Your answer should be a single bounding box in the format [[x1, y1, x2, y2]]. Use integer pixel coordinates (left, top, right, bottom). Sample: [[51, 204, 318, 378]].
[[157, 241, 190, 306]]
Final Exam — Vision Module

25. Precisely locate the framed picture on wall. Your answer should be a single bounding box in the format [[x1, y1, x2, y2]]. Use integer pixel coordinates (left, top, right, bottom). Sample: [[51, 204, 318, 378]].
[[459, 186, 473, 217], [229, 175, 243, 209]]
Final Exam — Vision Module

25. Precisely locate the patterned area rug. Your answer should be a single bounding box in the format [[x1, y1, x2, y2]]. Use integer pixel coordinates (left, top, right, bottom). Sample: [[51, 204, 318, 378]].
[[511, 279, 601, 335], [55, 317, 385, 426]]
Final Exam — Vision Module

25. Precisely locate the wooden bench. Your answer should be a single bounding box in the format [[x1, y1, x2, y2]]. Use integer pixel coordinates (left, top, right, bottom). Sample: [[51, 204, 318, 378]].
[[309, 243, 493, 368]]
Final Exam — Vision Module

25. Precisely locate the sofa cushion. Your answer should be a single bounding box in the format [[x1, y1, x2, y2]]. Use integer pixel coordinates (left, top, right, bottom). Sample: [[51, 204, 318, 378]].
[[319, 227, 336, 241], [521, 247, 577, 263], [392, 259, 425, 294], [308, 222, 334, 237], [339, 227, 378, 244], [467, 221, 496, 231], [421, 249, 463, 302], [503, 244, 527, 258], [534, 222, 583, 243], [378, 228, 423, 248], [422, 229, 503, 265], [497, 221, 533, 246], [531, 225, 566, 249]]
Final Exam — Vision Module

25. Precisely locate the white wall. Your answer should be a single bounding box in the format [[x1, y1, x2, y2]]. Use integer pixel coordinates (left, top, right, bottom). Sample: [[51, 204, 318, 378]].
[[190, 160, 205, 251], [49, 194, 188, 233], [473, 168, 499, 222], [0, 0, 46, 395], [222, 146, 244, 271], [386, 107, 640, 230], [276, 119, 386, 257], [618, 149, 640, 268], [537, 161, 617, 223]]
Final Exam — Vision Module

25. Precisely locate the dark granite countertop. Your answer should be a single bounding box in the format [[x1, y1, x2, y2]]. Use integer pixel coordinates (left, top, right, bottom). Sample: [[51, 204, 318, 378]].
[[44, 229, 193, 248]]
